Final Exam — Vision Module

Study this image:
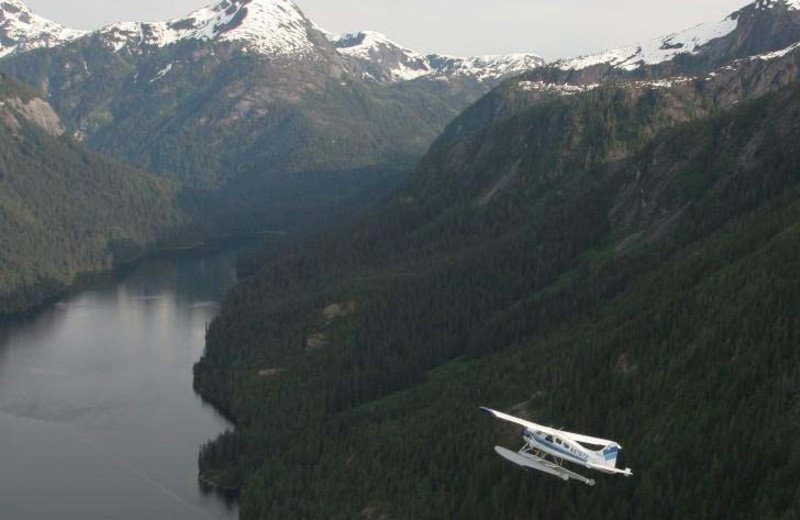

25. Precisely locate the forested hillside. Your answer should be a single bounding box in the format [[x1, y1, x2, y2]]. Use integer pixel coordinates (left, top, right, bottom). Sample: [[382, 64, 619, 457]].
[[0, 75, 190, 313], [194, 64, 800, 517]]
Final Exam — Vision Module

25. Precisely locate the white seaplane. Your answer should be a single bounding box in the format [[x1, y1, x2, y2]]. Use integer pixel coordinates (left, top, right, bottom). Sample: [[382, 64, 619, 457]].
[[481, 407, 633, 486]]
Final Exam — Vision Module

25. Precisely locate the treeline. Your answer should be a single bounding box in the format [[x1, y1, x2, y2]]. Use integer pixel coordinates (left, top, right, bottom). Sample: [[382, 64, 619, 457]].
[[194, 82, 800, 518]]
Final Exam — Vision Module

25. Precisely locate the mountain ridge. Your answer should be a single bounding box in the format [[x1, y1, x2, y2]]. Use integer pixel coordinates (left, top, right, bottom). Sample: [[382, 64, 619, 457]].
[[552, 0, 800, 78], [5, 0, 799, 83], [0, 0, 86, 57], [1, 0, 544, 84], [0, 0, 547, 203]]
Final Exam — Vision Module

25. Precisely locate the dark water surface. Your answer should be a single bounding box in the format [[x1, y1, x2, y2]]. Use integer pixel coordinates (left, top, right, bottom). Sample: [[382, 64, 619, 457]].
[[0, 247, 251, 519]]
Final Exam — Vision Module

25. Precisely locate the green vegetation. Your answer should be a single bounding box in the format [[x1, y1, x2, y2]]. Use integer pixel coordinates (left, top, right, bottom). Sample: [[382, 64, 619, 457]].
[[0, 41, 488, 199], [194, 79, 800, 518], [0, 76, 190, 313]]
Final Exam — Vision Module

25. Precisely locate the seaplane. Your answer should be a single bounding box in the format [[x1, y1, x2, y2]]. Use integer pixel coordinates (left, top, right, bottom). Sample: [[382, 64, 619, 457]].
[[481, 407, 633, 486]]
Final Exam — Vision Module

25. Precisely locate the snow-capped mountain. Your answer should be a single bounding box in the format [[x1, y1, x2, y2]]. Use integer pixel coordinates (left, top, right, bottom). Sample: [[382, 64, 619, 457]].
[[0, 0, 541, 83], [332, 31, 545, 82], [429, 54, 547, 82], [558, 17, 738, 71], [557, 0, 800, 73], [0, 0, 86, 57], [333, 31, 433, 81], [2, 0, 798, 201], [0, 0, 545, 194], [97, 0, 320, 56], [92, 0, 544, 83]]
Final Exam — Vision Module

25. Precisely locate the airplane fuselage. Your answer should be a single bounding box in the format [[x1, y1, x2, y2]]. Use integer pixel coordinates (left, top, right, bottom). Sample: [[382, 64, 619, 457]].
[[523, 428, 591, 466]]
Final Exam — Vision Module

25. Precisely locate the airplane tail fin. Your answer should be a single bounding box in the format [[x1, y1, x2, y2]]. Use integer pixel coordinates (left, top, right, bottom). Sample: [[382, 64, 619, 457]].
[[601, 444, 620, 468]]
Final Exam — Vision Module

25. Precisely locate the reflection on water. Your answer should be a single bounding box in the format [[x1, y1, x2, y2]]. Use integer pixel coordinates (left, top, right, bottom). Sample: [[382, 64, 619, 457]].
[[0, 247, 253, 520]]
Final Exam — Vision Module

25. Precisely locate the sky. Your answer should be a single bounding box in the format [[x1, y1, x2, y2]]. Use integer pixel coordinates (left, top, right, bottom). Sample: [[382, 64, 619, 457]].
[[25, 0, 752, 60]]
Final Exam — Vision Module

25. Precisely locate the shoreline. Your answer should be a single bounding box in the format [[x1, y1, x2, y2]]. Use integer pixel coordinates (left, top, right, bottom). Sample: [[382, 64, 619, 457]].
[[0, 230, 284, 320]]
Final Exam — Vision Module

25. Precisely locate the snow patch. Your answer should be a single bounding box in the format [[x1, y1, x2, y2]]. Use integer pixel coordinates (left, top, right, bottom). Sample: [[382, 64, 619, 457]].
[[434, 54, 546, 81], [753, 0, 800, 10], [0, 0, 87, 57], [333, 30, 544, 82], [517, 81, 599, 95], [333, 31, 432, 80], [150, 63, 174, 83], [558, 16, 738, 71], [750, 41, 800, 60], [516, 77, 693, 97], [98, 0, 315, 56]]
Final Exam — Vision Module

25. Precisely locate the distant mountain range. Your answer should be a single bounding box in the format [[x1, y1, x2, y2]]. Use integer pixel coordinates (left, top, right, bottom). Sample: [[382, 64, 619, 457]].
[[2, 0, 798, 201], [0, 0, 545, 203], [0, 0, 544, 83], [519, 0, 800, 89]]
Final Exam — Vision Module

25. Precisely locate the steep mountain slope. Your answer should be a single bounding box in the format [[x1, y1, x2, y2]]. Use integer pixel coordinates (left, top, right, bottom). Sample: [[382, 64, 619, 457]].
[[195, 75, 800, 520], [0, 75, 191, 313], [0, 0, 543, 203], [191, 3, 800, 517]]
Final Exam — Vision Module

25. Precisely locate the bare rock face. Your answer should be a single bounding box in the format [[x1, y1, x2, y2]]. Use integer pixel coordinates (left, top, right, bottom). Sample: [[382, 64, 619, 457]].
[[0, 95, 64, 136], [7, 96, 64, 135]]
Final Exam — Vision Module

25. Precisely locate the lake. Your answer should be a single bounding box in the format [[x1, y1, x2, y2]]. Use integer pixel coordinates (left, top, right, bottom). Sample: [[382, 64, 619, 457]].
[[0, 246, 253, 519]]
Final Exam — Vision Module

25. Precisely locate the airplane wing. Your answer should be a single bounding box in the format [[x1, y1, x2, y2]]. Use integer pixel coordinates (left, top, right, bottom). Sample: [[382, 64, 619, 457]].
[[481, 407, 622, 448], [481, 407, 620, 449], [480, 407, 540, 429], [481, 407, 575, 438]]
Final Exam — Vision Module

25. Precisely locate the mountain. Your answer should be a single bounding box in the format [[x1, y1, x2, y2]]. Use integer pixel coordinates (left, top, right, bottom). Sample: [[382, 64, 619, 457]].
[[0, 0, 86, 58], [96, 0, 323, 56], [514, 0, 800, 89], [0, 0, 543, 208], [331, 30, 544, 83], [0, 74, 193, 313], [191, 1, 800, 518]]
